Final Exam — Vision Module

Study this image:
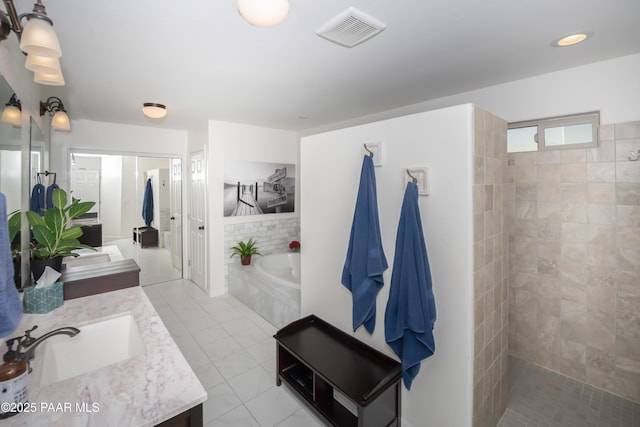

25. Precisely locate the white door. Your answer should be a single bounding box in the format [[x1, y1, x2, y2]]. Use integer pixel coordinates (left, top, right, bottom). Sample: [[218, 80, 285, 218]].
[[170, 158, 182, 271], [70, 169, 100, 217], [189, 152, 206, 292]]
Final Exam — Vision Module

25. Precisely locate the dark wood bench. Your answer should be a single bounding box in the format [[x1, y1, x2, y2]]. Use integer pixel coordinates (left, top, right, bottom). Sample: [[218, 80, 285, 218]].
[[275, 315, 402, 427], [60, 259, 140, 300]]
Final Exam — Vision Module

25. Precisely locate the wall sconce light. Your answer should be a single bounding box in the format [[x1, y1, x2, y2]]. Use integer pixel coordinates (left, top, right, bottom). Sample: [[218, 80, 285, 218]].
[[1, 93, 22, 127], [237, 0, 289, 27], [40, 96, 70, 131], [142, 103, 167, 119], [0, 0, 65, 86]]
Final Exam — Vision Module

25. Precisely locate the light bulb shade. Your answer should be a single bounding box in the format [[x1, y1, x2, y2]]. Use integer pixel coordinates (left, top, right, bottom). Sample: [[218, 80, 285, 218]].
[[19, 17, 62, 57], [51, 111, 70, 131], [1, 106, 22, 127], [142, 103, 167, 119], [238, 0, 289, 27], [34, 71, 65, 86], [25, 54, 61, 74]]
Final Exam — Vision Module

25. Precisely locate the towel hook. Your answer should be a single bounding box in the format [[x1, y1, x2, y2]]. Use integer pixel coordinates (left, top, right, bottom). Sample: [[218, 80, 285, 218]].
[[406, 169, 417, 184], [629, 149, 640, 161], [363, 144, 374, 157]]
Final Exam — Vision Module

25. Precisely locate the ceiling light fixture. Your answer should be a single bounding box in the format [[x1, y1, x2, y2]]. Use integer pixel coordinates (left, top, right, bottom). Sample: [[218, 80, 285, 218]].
[[237, 0, 289, 27], [0, 0, 65, 85], [40, 96, 70, 131], [1, 93, 21, 127], [553, 33, 590, 47], [142, 103, 167, 119]]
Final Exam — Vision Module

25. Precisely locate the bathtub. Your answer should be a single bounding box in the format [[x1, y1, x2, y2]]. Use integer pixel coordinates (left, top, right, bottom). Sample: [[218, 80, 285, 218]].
[[228, 252, 301, 327], [254, 253, 301, 288]]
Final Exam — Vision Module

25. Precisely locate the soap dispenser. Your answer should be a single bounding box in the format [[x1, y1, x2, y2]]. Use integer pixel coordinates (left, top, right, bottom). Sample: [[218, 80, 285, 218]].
[[0, 336, 28, 419]]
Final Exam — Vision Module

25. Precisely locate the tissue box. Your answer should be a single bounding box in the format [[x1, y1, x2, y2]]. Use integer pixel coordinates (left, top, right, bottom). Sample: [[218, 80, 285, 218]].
[[23, 282, 64, 314]]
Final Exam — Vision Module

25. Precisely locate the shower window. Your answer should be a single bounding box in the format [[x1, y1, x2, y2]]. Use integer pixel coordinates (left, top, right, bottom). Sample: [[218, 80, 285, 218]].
[[507, 111, 599, 153]]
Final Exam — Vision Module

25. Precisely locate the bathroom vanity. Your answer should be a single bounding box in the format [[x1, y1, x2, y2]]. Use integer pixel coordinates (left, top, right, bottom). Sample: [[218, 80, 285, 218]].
[[4, 287, 206, 426], [275, 315, 402, 427]]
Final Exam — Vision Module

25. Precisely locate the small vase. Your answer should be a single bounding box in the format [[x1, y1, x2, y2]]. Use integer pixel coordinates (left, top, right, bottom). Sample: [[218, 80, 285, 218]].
[[241, 255, 252, 266], [290, 247, 299, 252]]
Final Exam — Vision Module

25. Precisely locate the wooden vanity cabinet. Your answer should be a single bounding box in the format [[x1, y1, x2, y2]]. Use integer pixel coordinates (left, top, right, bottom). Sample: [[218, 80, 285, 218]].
[[275, 315, 402, 427]]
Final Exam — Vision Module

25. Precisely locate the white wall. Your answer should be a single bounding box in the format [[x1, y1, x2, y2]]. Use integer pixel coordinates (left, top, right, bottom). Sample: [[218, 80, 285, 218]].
[[51, 119, 187, 190], [101, 155, 122, 240], [0, 149, 21, 213], [301, 105, 475, 427], [207, 121, 299, 296], [303, 53, 640, 137]]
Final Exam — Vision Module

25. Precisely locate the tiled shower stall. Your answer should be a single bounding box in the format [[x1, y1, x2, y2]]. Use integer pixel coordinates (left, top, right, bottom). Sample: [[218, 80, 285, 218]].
[[507, 120, 640, 404]]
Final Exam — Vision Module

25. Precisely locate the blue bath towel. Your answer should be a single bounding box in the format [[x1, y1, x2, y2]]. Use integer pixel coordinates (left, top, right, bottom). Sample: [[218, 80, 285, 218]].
[[30, 183, 45, 216], [341, 155, 388, 333], [142, 178, 154, 227], [46, 183, 59, 210], [384, 181, 436, 389], [0, 192, 22, 338]]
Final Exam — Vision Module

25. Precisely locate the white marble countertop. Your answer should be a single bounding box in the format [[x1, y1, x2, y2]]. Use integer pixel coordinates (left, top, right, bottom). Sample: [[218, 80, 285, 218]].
[[4, 287, 207, 426]]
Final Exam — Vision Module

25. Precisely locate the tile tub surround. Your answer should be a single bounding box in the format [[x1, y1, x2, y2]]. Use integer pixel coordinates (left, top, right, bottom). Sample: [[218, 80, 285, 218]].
[[4, 287, 207, 426], [227, 262, 300, 328], [224, 217, 300, 289], [507, 120, 640, 404]]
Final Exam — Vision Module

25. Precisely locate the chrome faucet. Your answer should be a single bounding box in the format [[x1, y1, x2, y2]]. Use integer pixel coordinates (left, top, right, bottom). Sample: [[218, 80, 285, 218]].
[[17, 326, 81, 362]]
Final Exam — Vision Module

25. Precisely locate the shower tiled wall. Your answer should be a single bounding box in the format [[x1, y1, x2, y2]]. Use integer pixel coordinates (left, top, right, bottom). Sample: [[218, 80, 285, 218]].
[[223, 217, 300, 288], [473, 107, 509, 427], [507, 120, 640, 403]]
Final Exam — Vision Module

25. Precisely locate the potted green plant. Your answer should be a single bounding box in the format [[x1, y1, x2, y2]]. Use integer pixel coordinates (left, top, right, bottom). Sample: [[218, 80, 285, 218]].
[[25, 188, 95, 279], [8, 210, 22, 288], [230, 237, 261, 266]]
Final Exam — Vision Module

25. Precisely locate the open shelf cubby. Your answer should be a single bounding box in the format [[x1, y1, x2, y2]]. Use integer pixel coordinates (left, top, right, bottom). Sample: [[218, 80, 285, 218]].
[[275, 315, 402, 427]]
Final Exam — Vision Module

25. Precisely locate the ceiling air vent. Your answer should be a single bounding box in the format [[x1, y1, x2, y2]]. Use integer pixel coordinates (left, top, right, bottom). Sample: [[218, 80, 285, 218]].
[[316, 7, 386, 48]]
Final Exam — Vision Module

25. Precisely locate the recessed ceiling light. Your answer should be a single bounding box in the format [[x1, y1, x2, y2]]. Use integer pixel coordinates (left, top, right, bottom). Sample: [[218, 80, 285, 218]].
[[553, 33, 590, 47]]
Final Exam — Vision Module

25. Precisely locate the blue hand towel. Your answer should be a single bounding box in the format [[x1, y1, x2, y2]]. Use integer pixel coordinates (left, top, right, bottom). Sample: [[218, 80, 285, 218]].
[[341, 155, 388, 333], [384, 181, 436, 389], [0, 192, 23, 338], [46, 183, 59, 210], [142, 178, 154, 227], [30, 183, 45, 216]]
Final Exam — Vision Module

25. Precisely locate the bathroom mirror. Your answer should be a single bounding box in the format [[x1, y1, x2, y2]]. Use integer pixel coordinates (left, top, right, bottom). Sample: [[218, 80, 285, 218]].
[[0, 75, 22, 214], [69, 151, 183, 286]]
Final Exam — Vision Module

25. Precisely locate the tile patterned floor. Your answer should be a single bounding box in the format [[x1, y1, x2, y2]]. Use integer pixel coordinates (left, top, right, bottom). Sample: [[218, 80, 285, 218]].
[[143, 279, 323, 427], [146, 280, 640, 427], [498, 356, 640, 427]]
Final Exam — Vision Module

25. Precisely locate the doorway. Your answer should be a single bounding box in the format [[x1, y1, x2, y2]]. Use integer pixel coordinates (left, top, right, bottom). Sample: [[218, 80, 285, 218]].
[[69, 151, 183, 286]]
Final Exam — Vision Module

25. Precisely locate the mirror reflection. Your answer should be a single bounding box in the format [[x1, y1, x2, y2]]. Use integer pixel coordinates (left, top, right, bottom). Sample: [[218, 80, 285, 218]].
[[0, 75, 22, 214], [68, 151, 183, 286]]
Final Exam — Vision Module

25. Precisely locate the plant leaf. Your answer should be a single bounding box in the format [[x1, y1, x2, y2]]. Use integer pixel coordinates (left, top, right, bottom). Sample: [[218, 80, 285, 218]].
[[31, 224, 56, 251], [25, 211, 46, 227], [68, 201, 95, 219], [51, 188, 67, 210], [60, 226, 83, 240], [44, 208, 65, 240]]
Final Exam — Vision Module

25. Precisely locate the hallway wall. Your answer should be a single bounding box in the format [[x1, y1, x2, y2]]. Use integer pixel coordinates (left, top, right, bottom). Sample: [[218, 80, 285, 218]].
[[507, 120, 640, 403]]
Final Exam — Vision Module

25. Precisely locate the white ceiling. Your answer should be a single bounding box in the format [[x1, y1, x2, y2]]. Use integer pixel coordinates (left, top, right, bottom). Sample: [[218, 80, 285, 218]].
[[13, 0, 640, 131]]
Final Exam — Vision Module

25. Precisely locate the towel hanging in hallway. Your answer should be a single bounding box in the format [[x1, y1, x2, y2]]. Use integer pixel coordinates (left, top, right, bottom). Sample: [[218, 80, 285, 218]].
[[30, 183, 45, 216], [142, 178, 154, 227], [341, 155, 388, 333], [46, 183, 59, 211], [384, 181, 436, 389], [0, 192, 23, 338]]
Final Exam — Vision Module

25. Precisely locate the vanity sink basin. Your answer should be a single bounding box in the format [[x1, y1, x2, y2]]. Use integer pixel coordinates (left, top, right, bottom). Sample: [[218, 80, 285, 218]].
[[40, 314, 146, 386]]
